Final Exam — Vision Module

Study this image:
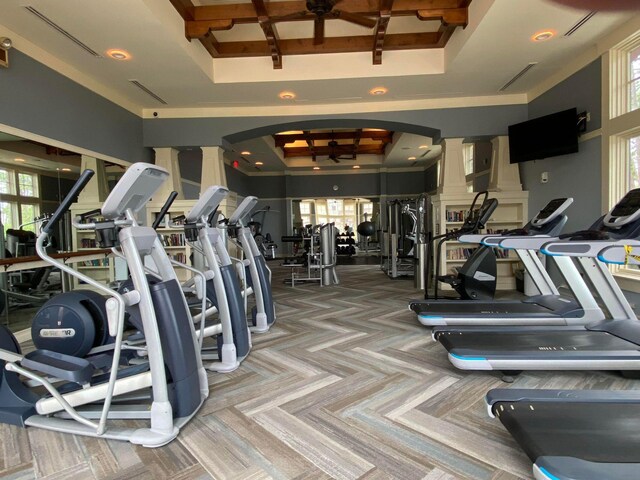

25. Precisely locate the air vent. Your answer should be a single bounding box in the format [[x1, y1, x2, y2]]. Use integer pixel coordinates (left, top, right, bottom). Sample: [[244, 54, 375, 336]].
[[24, 7, 101, 57], [565, 11, 597, 37], [129, 80, 167, 105], [499, 63, 538, 91]]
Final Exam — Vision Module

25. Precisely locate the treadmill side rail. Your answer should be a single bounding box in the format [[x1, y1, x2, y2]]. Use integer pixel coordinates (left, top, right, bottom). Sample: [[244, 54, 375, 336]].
[[535, 457, 640, 480]]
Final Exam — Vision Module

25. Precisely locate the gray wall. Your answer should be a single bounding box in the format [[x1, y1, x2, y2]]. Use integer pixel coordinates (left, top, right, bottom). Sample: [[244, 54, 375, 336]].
[[387, 171, 427, 196], [520, 59, 603, 232], [0, 50, 150, 163], [143, 105, 528, 148], [285, 173, 380, 198]]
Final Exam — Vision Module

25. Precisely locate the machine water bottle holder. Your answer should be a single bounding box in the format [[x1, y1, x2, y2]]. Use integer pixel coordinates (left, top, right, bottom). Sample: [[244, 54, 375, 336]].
[[95, 222, 119, 248]]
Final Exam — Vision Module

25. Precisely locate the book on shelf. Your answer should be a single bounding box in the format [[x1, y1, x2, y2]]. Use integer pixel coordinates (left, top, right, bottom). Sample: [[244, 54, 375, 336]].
[[446, 247, 511, 260], [80, 238, 97, 248], [82, 258, 109, 267], [161, 233, 186, 247], [445, 210, 467, 222], [168, 252, 187, 263]]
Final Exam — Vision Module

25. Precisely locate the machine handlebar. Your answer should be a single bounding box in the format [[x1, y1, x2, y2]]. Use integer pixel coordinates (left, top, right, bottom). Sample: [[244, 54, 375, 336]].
[[43, 169, 95, 235]]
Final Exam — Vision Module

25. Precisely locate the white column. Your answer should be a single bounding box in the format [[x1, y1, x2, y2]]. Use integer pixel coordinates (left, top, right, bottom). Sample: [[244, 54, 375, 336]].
[[201, 146, 230, 216], [437, 138, 468, 194], [78, 155, 108, 202], [153, 148, 184, 200], [488, 136, 522, 192], [201, 146, 228, 190]]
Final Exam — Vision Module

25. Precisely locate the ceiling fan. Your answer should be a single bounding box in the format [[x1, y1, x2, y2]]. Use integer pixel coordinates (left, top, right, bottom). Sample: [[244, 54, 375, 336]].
[[270, 0, 378, 45], [316, 139, 357, 163]]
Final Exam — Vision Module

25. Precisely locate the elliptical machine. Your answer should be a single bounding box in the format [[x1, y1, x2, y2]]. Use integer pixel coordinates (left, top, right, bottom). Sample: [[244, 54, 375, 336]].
[[0, 164, 208, 446], [425, 192, 499, 300]]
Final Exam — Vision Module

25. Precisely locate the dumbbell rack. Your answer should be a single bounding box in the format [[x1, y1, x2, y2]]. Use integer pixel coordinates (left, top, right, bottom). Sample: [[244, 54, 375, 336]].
[[336, 232, 356, 256]]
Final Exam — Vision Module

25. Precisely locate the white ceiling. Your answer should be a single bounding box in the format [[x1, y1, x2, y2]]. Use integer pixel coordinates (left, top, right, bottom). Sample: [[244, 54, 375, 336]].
[[0, 0, 637, 173]]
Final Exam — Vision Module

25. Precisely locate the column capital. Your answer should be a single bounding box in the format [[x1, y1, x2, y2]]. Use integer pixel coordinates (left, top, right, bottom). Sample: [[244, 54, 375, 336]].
[[488, 135, 522, 192], [437, 137, 468, 194]]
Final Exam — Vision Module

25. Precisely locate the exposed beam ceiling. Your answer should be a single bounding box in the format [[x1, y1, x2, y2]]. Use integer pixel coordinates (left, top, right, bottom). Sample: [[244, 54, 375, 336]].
[[177, 0, 469, 68]]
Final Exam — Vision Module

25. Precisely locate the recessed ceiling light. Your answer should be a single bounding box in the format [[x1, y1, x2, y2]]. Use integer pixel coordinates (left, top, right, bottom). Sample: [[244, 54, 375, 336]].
[[531, 30, 555, 42], [419, 145, 429, 149], [61, 168, 71, 172], [241, 151, 251, 155], [313, 166, 320, 170], [279, 91, 296, 100], [14, 158, 25, 162], [106, 49, 131, 60], [369, 87, 388, 96], [408, 156, 416, 160], [255, 161, 264, 166], [353, 165, 360, 169]]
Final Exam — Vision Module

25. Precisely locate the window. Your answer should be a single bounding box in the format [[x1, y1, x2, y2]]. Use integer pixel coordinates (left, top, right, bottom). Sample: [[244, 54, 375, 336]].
[[0, 201, 16, 231], [0, 168, 41, 233], [630, 44, 640, 113], [18, 172, 38, 197], [631, 134, 640, 189], [0, 168, 15, 195], [20, 204, 40, 232], [607, 30, 640, 281], [463, 143, 474, 176]]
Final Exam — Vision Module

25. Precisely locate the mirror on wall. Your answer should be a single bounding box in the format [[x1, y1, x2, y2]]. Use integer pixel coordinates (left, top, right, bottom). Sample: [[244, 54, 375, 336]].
[[291, 197, 380, 241], [0, 131, 123, 332]]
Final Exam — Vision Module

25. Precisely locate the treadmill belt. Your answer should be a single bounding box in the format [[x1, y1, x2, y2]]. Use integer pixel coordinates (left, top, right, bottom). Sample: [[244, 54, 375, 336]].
[[495, 401, 640, 463], [412, 301, 555, 315], [438, 331, 639, 352]]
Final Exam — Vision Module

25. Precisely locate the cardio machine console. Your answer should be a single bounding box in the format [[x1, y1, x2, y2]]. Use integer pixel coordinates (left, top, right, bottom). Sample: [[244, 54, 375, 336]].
[[605, 188, 640, 228], [530, 198, 574, 227]]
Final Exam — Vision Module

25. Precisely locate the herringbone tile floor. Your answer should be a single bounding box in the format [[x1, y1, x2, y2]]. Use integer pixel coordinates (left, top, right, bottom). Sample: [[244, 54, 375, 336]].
[[2, 264, 639, 479]]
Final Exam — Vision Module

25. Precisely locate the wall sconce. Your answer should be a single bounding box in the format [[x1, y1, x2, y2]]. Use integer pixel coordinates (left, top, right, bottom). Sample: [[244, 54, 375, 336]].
[[0, 37, 12, 68]]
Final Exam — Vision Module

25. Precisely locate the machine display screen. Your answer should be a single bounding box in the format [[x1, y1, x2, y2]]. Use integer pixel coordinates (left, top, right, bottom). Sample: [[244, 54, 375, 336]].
[[611, 189, 640, 218], [537, 198, 567, 219]]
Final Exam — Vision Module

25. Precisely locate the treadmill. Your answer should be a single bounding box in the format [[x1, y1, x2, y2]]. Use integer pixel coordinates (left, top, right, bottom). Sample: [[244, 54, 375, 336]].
[[486, 388, 640, 479], [434, 188, 640, 375], [410, 197, 608, 327]]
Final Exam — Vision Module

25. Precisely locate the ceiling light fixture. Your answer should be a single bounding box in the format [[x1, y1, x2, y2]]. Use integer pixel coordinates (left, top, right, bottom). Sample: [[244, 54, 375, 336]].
[[14, 158, 25, 162], [408, 156, 416, 160], [279, 91, 296, 100], [241, 151, 251, 155], [370, 87, 388, 96], [531, 30, 555, 42], [255, 161, 264, 166], [61, 167, 71, 172], [106, 49, 131, 60], [353, 165, 360, 169], [313, 166, 320, 170], [419, 145, 429, 149]]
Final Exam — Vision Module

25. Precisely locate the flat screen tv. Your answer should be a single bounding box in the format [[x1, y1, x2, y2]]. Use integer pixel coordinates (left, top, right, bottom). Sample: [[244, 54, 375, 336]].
[[508, 107, 579, 163]]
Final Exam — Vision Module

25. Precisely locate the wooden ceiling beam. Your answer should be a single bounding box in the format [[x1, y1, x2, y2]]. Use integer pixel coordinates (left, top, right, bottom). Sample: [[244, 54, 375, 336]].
[[190, 0, 463, 22], [169, 0, 194, 20], [274, 131, 392, 147], [251, 0, 283, 69], [283, 144, 386, 158], [210, 32, 439, 58], [417, 7, 468, 27], [186, 19, 234, 39], [373, 0, 394, 65]]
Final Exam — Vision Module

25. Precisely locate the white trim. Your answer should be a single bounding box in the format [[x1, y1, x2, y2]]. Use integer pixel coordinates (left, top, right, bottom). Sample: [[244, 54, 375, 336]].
[[580, 129, 602, 142], [242, 166, 427, 176], [0, 123, 131, 167], [0, 24, 141, 116], [142, 94, 528, 119]]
